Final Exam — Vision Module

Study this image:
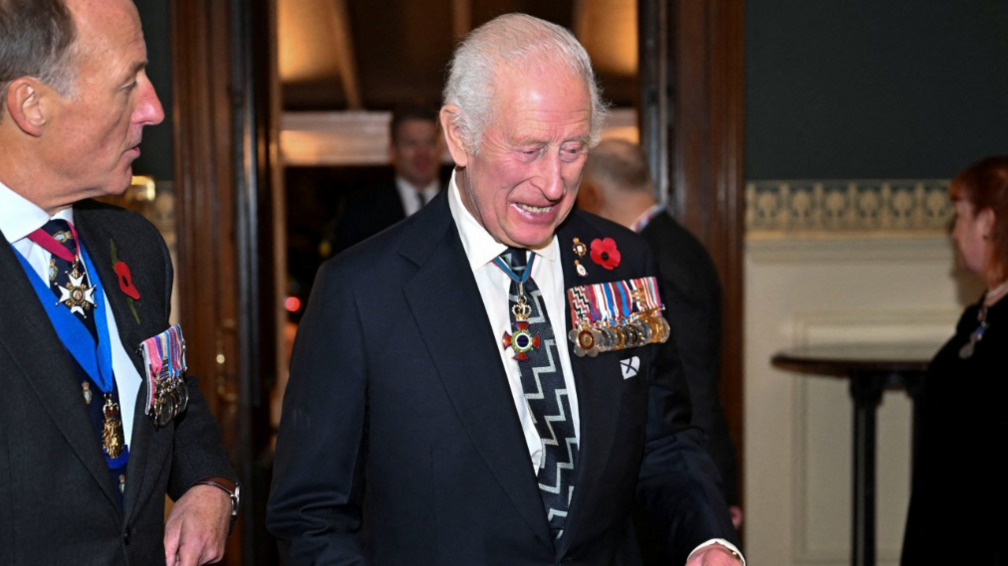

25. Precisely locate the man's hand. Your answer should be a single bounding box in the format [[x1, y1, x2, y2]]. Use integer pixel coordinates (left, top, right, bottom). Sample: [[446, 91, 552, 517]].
[[686, 544, 744, 566], [164, 484, 231, 566], [729, 505, 744, 530]]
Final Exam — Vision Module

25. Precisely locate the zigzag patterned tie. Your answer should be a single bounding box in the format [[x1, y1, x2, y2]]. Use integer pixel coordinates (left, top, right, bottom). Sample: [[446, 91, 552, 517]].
[[498, 247, 578, 539]]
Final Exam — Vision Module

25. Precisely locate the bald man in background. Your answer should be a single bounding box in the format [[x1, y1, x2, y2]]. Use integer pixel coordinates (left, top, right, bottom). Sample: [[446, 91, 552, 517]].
[[578, 139, 742, 536]]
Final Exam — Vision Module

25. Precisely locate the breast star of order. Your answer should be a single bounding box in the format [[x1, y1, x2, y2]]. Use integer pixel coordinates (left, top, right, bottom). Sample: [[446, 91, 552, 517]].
[[58, 267, 97, 317]]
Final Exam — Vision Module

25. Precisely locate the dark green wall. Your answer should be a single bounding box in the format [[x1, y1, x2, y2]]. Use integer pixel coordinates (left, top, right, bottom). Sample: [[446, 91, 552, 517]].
[[133, 0, 173, 182], [745, 0, 1008, 180]]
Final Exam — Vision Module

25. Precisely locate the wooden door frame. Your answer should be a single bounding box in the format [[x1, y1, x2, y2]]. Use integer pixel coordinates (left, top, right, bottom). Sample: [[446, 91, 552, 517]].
[[639, 0, 746, 509], [171, 0, 280, 563]]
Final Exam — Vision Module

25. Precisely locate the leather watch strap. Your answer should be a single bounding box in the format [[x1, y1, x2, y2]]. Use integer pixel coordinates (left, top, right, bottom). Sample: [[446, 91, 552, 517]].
[[195, 477, 240, 529]]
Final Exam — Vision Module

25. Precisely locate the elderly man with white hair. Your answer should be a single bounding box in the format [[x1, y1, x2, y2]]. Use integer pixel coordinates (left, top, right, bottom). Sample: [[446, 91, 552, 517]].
[[268, 13, 742, 566]]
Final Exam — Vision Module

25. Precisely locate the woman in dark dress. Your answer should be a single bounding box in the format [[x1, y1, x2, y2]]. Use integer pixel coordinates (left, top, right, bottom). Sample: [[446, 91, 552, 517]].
[[901, 156, 1008, 565]]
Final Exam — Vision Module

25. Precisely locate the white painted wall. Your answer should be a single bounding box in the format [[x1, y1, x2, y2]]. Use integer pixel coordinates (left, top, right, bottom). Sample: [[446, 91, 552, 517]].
[[742, 234, 982, 565]]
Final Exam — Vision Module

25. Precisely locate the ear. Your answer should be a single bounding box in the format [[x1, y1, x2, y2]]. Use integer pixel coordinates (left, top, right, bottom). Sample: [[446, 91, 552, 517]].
[[979, 206, 996, 238], [439, 105, 469, 168], [5, 78, 48, 137]]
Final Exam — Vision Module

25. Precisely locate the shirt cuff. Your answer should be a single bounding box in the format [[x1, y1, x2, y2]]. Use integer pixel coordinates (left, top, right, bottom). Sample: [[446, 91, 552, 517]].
[[687, 539, 745, 565]]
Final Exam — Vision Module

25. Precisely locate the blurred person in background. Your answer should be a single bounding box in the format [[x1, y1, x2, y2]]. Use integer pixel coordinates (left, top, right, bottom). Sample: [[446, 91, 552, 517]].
[[901, 156, 1008, 565], [578, 140, 742, 547], [328, 104, 444, 256]]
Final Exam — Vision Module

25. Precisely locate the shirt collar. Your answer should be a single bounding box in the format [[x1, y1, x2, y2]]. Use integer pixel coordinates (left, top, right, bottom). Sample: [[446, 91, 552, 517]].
[[630, 203, 665, 233], [395, 176, 440, 198], [447, 169, 557, 272], [0, 180, 74, 244]]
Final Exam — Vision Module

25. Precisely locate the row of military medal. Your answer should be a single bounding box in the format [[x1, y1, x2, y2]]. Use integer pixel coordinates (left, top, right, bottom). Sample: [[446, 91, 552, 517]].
[[565, 276, 671, 358], [140, 324, 190, 428], [569, 310, 671, 358]]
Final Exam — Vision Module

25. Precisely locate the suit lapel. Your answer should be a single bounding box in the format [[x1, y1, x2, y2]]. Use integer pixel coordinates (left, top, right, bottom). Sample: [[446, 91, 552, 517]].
[[400, 198, 554, 551], [553, 216, 626, 557], [0, 227, 122, 510], [75, 210, 167, 523]]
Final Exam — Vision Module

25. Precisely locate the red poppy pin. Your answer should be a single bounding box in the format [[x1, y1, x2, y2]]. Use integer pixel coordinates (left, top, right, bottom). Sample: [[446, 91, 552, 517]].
[[114, 260, 140, 300], [590, 237, 621, 270], [110, 239, 141, 324]]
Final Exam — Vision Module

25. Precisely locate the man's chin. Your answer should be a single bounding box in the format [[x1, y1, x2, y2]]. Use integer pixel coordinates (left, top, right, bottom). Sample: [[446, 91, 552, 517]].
[[101, 170, 137, 198], [500, 226, 561, 249]]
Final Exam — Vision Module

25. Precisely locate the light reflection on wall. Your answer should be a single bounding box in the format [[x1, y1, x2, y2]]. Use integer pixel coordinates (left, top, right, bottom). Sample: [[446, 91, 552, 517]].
[[277, 0, 341, 82], [577, 0, 637, 76]]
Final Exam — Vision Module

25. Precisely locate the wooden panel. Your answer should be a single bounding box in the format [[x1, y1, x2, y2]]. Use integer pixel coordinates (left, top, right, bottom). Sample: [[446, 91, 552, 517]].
[[646, 0, 747, 515], [171, 0, 241, 563]]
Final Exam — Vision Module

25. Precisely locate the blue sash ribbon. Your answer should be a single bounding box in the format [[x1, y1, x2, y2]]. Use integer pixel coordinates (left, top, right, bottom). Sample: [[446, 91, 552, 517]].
[[11, 242, 115, 393]]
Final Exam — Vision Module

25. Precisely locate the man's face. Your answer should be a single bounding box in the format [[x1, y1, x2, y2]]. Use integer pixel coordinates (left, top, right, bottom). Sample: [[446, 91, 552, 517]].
[[451, 66, 591, 249], [390, 119, 441, 188], [43, 0, 164, 201]]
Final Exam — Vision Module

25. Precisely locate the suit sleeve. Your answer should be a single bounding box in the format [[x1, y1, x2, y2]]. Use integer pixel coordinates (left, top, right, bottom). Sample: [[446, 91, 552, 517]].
[[657, 228, 739, 507], [145, 225, 234, 498], [267, 259, 369, 565], [634, 251, 740, 564]]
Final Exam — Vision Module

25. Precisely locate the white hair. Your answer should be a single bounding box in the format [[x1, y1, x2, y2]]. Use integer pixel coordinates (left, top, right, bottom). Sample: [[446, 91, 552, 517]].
[[442, 13, 608, 154]]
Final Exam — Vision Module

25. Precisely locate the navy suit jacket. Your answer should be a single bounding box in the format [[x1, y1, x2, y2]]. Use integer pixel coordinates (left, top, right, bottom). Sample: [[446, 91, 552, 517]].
[[640, 212, 738, 506], [268, 192, 736, 565], [0, 201, 234, 566], [331, 179, 407, 256]]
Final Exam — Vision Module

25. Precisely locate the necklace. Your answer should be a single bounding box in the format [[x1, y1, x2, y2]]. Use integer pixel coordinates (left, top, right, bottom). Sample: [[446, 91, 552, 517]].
[[984, 278, 1008, 306], [959, 303, 989, 359], [959, 282, 1006, 360]]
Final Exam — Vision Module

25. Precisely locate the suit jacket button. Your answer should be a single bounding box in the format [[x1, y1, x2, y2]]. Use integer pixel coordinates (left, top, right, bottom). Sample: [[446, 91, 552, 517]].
[[123, 528, 131, 545]]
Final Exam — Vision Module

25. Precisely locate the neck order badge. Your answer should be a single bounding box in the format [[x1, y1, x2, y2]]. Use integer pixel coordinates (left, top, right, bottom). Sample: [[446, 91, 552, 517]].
[[494, 249, 541, 360]]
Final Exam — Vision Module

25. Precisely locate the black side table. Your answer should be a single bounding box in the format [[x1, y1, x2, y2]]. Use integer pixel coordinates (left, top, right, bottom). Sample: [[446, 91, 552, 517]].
[[771, 342, 936, 566]]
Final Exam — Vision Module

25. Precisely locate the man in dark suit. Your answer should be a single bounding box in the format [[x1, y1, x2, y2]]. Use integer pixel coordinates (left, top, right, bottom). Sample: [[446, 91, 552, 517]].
[[268, 13, 742, 566], [578, 139, 742, 537], [0, 1, 237, 564], [329, 105, 444, 255]]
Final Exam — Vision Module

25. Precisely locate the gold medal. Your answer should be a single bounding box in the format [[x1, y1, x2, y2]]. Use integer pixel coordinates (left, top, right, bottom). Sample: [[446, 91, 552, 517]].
[[101, 395, 125, 459], [572, 237, 587, 258], [654, 315, 670, 343], [645, 316, 662, 344]]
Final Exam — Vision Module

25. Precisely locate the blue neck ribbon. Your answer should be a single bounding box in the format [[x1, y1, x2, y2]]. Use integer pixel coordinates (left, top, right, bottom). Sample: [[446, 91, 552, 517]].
[[11, 241, 115, 393]]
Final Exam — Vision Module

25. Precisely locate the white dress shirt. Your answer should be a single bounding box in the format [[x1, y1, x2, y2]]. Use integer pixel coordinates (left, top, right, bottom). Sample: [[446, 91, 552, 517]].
[[445, 172, 744, 563], [447, 171, 581, 472], [396, 177, 441, 217], [0, 181, 141, 444]]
